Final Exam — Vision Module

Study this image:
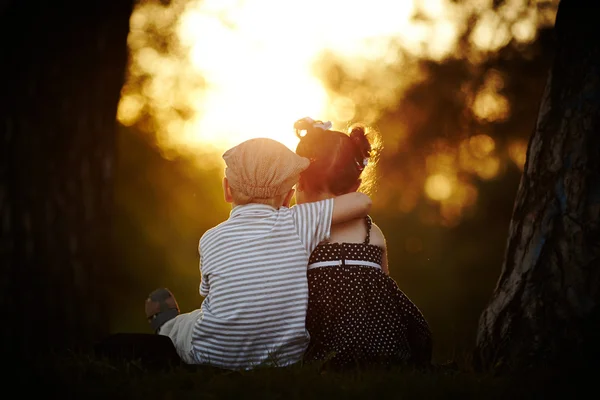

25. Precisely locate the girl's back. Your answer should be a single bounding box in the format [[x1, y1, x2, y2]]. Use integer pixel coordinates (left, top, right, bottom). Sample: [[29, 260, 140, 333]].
[[305, 216, 431, 368], [294, 117, 432, 367], [328, 217, 388, 273]]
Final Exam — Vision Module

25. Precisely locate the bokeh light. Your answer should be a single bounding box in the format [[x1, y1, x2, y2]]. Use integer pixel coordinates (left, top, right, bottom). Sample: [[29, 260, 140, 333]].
[[508, 139, 529, 170], [117, 0, 558, 224], [425, 174, 453, 201], [472, 70, 510, 122], [119, 0, 555, 152]]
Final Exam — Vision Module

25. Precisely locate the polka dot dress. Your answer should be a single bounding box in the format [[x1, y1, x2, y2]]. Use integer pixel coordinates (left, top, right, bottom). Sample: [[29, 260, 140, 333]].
[[305, 216, 432, 368]]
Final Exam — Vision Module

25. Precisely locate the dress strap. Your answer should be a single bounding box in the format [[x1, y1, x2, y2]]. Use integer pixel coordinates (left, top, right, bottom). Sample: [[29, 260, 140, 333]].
[[364, 216, 372, 245]]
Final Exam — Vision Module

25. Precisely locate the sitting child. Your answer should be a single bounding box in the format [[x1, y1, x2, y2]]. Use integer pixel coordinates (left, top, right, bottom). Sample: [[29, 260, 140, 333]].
[[294, 117, 432, 368], [145, 137, 371, 370]]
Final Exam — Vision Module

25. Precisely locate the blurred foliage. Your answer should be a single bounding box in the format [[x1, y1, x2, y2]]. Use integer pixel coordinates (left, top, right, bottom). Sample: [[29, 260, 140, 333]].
[[111, 0, 557, 362]]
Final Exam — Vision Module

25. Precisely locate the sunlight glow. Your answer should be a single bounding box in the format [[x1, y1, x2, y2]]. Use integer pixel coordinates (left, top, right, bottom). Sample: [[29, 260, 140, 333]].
[[150, 0, 420, 151], [117, 0, 557, 226], [470, 10, 511, 52], [119, 0, 556, 155], [118, 94, 145, 127]]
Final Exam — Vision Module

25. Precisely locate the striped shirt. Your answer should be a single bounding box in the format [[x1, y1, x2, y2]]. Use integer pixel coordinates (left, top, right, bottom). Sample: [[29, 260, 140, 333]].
[[192, 199, 334, 370]]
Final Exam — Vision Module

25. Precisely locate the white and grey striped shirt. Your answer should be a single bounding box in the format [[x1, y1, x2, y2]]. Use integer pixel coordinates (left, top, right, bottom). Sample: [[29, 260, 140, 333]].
[[192, 199, 334, 370]]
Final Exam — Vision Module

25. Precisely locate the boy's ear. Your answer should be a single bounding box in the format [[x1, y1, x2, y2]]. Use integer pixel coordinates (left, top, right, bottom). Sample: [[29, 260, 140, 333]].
[[282, 188, 295, 207], [223, 177, 234, 203]]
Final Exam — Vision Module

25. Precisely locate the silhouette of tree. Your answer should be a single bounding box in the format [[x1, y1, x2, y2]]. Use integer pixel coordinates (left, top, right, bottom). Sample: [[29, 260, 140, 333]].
[[0, 1, 133, 359], [476, 0, 600, 369]]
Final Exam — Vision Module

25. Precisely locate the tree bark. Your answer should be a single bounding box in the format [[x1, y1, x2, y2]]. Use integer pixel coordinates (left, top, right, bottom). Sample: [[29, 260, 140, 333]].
[[0, 1, 133, 358], [475, 0, 600, 370]]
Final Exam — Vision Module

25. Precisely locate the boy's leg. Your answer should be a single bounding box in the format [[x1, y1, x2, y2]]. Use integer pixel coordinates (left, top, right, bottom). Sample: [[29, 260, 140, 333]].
[[145, 288, 200, 364], [158, 310, 202, 364]]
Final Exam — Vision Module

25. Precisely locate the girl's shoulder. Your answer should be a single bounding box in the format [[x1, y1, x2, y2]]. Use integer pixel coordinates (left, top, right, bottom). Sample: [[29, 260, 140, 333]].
[[368, 219, 387, 248]]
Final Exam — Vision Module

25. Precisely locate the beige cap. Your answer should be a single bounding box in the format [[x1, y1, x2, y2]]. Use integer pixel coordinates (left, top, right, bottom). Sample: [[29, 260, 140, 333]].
[[223, 138, 310, 199]]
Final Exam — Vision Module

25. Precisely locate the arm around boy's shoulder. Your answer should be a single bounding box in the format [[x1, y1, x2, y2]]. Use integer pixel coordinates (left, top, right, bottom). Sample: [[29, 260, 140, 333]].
[[331, 192, 372, 225], [289, 198, 335, 222], [289, 198, 335, 253]]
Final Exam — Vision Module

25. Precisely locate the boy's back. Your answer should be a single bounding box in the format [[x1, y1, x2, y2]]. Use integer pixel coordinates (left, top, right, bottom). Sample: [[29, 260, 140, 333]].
[[193, 200, 332, 369], [146, 136, 370, 370]]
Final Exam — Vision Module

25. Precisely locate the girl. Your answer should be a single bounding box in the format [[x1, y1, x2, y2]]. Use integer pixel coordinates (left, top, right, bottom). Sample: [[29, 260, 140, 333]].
[[294, 117, 432, 368]]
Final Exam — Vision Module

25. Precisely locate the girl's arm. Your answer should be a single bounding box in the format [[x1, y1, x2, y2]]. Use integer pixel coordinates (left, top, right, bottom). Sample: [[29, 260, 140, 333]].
[[332, 192, 372, 225], [370, 223, 389, 275]]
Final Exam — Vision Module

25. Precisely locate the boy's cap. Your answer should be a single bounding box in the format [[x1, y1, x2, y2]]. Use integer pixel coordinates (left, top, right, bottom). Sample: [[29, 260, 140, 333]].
[[223, 138, 310, 199]]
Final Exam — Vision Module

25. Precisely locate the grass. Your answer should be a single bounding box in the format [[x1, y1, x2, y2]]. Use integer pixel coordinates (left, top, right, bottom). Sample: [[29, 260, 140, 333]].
[[12, 351, 593, 400]]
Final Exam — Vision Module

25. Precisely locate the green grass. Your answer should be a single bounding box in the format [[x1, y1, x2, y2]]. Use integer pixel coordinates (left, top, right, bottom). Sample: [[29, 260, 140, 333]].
[[13, 352, 592, 400]]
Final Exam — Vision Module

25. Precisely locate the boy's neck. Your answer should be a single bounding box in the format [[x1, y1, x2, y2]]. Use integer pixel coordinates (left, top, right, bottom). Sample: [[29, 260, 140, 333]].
[[232, 201, 281, 209]]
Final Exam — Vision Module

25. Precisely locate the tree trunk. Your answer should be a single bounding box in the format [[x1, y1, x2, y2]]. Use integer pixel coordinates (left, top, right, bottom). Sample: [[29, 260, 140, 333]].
[[475, 0, 600, 370], [0, 1, 133, 359]]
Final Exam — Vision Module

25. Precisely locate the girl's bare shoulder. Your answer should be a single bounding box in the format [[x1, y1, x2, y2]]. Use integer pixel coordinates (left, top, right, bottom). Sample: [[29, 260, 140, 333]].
[[369, 220, 387, 248]]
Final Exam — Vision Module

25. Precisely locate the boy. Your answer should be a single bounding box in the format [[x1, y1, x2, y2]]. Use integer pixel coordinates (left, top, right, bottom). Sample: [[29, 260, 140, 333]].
[[146, 138, 371, 369]]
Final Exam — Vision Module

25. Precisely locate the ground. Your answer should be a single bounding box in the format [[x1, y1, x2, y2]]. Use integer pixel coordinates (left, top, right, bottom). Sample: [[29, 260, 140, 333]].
[[12, 352, 592, 399]]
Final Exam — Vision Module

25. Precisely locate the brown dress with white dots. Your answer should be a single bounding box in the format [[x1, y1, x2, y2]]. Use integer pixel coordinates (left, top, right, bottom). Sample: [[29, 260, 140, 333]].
[[305, 216, 432, 368]]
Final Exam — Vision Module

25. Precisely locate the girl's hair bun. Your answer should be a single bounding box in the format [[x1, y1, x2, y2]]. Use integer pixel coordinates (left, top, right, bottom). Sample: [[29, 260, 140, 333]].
[[294, 117, 315, 139], [295, 119, 379, 195], [349, 125, 371, 159], [294, 117, 331, 139], [294, 118, 313, 133]]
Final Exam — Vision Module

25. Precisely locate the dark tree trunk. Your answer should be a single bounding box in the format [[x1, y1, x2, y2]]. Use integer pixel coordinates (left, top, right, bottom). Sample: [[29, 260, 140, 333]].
[[0, 1, 133, 358], [475, 0, 600, 370]]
